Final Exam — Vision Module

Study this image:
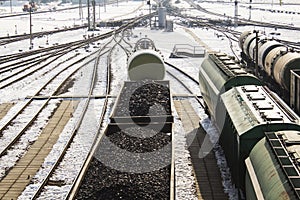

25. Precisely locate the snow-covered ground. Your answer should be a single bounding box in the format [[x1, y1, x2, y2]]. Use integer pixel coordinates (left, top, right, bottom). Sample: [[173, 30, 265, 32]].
[[0, 1, 148, 54], [173, 0, 300, 42], [1, 0, 300, 199]]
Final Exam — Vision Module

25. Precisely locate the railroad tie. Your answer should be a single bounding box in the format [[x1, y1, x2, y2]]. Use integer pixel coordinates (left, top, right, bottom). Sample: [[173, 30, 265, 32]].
[[0, 100, 78, 199], [0, 103, 14, 121]]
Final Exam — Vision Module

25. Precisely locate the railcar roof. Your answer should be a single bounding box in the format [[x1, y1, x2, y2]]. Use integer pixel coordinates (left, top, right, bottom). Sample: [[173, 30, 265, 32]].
[[221, 85, 300, 135]]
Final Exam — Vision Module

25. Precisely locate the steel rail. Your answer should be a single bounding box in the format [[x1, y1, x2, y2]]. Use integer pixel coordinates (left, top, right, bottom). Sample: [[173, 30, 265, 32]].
[[65, 29, 127, 200], [32, 26, 128, 199], [165, 62, 204, 109], [0, 51, 101, 158]]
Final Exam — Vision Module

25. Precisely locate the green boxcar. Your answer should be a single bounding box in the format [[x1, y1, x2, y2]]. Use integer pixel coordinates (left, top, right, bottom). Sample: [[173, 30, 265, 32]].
[[199, 53, 261, 130], [221, 85, 300, 190], [245, 131, 300, 200]]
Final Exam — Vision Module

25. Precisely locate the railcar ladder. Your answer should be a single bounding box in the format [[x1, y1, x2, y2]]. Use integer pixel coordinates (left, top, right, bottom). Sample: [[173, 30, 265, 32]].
[[265, 132, 300, 198]]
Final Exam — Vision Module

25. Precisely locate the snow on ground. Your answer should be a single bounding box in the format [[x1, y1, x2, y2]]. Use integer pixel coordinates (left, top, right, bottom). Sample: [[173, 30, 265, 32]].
[[0, 0, 148, 54], [0, 1, 147, 36], [173, 0, 300, 42], [1, 0, 300, 199]]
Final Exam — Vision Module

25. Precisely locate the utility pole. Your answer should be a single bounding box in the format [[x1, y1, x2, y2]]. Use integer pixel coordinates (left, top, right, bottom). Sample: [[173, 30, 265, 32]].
[[92, 0, 96, 30], [10, 0, 12, 13], [87, 0, 90, 30], [249, 0, 252, 20], [98, 0, 100, 20], [234, 0, 238, 27], [79, 0, 83, 19], [255, 30, 259, 77], [147, 0, 151, 28], [29, 8, 33, 49], [87, 0, 96, 31]]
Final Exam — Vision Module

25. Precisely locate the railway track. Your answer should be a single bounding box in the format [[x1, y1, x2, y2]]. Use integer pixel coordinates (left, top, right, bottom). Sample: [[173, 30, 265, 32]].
[[66, 29, 134, 199], [0, 13, 145, 64], [164, 61, 229, 199], [19, 28, 133, 199], [0, 14, 150, 93], [168, 0, 300, 53], [1, 12, 142, 195], [0, 25, 87, 46], [184, 0, 300, 31], [165, 62, 204, 108], [0, 47, 104, 199], [0, 46, 103, 140], [28, 37, 114, 200]]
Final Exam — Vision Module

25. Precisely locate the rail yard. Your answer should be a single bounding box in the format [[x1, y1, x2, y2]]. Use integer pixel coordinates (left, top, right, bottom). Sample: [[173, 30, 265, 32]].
[[1, 0, 300, 199]]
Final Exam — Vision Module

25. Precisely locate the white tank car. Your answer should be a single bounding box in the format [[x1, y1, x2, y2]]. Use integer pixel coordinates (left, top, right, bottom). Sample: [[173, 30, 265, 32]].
[[127, 38, 165, 80]]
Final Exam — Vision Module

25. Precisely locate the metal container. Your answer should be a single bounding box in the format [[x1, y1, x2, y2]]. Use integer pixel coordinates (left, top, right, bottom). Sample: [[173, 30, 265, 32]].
[[165, 20, 173, 32], [291, 70, 300, 114], [127, 49, 165, 80], [239, 30, 252, 50], [220, 85, 300, 189], [199, 53, 261, 130], [258, 40, 283, 68], [158, 7, 166, 28], [245, 131, 300, 200], [264, 46, 286, 76], [273, 52, 300, 90], [128, 38, 165, 81], [248, 35, 264, 62], [243, 33, 257, 57]]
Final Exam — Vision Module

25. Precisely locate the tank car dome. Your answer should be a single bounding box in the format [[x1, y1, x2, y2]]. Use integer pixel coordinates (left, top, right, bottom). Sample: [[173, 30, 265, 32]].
[[127, 49, 165, 81]]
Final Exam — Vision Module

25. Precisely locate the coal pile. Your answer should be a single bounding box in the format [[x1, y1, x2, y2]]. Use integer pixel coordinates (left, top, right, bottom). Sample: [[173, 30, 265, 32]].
[[76, 80, 173, 199], [76, 125, 172, 200], [114, 81, 171, 117], [107, 126, 171, 153], [76, 158, 170, 200]]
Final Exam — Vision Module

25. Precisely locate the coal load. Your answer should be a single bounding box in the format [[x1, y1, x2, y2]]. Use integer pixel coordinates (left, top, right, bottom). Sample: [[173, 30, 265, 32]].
[[114, 81, 171, 117], [76, 158, 170, 200], [76, 80, 173, 199], [76, 125, 171, 200], [107, 126, 171, 153]]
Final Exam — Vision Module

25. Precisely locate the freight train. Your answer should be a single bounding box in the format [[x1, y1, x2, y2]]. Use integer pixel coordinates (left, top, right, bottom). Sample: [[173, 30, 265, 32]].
[[239, 30, 300, 91], [199, 52, 300, 199], [80, 37, 174, 199]]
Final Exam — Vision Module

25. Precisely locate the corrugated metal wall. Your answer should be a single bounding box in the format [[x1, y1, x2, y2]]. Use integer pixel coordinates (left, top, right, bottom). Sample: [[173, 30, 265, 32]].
[[290, 70, 300, 115]]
